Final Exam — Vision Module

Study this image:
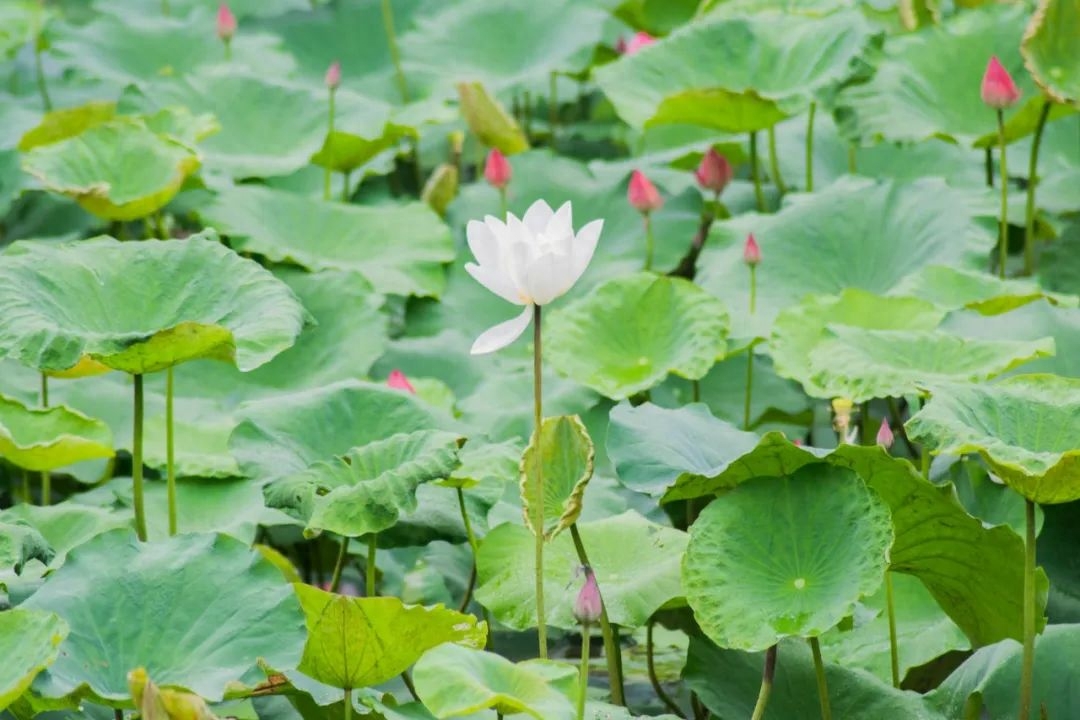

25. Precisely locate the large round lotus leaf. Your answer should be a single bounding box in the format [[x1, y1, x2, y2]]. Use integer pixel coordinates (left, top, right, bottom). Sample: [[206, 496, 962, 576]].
[[0, 609, 68, 711], [683, 465, 893, 651], [928, 625, 1080, 719], [891, 265, 1076, 315], [594, 10, 872, 131], [136, 477, 294, 543], [835, 5, 1051, 147], [229, 381, 440, 484], [295, 585, 485, 691], [91, 0, 310, 19], [770, 289, 947, 397], [202, 185, 454, 298], [0, 394, 114, 471], [0, 504, 129, 566], [0, 234, 309, 375], [265, 430, 463, 539], [1022, 0, 1080, 106], [16, 101, 117, 151], [697, 178, 990, 340], [545, 273, 729, 400], [19, 120, 199, 220], [475, 511, 687, 631], [398, 0, 607, 99], [22, 530, 306, 704], [806, 328, 1054, 403], [907, 374, 1080, 504]]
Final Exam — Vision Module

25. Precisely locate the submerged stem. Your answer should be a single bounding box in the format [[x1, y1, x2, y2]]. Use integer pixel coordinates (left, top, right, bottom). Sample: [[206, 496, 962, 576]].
[[570, 523, 625, 705], [166, 366, 177, 536], [577, 622, 591, 720], [1023, 101, 1051, 276], [809, 636, 832, 720], [749, 131, 765, 212], [132, 374, 147, 542], [996, 109, 1008, 279], [366, 534, 377, 597], [885, 572, 900, 687], [1019, 498, 1037, 720], [381, 0, 408, 103], [533, 304, 547, 659], [805, 102, 817, 192], [767, 125, 787, 195], [750, 645, 778, 720], [330, 536, 350, 593]]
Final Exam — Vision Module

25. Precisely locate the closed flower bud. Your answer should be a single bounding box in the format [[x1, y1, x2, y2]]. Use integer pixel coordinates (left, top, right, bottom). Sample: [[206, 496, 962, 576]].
[[216, 3, 237, 41], [574, 566, 602, 624], [695, 147, 734, 194], [622, 31, 655, 56], [325, 61, 341, 90], [484, 148, 512, 190], [876, 418, 894, 449], [387, 370, 416, 394], [743, 233, 761, 266], [628, 170, 663, 213], [980, 56, 1020, 109]]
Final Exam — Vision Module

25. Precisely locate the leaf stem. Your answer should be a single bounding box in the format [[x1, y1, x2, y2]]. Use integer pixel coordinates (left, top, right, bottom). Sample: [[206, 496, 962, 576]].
[[533, 304, 548, 659], [647, 618, 686, 718], [330, 535, 349, 593], [33, 33, 51, 112], [750, 645, 777, 720], [39, 372, 50, 505], [577, 621, 590, 720], [570, 523, 625, 705], [132, 374, 147, 542], [749, 131, 765, 212], [1020, 498, 1037, 720], [366, 534, 377, 597], [1023, 101, 1051, 276], [885, 571, 900, 687], [166, 366, 177, 536], [341, 171, 351, 203], [985, 147, 994, 188], [344, 687, 352, 720], [767, 125, 787, 195], [997, 108, 1008, 279], [809, 636, 832, 720], [381, 0, 408, 103], [805, 102, 816, 192], [920, 450, 930, 480], [847, 145, 857, 174], [643, 212, 654, 272], [456, 486, 479, 610]]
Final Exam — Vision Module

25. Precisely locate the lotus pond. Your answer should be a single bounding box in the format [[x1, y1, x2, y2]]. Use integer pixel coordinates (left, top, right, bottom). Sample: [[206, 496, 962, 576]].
[[1, 0, 1079, 719]]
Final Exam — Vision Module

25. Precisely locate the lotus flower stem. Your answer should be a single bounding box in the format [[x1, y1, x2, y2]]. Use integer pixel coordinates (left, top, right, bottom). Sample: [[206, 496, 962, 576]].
[[132, 374, 148, 541], [643, 212, 654, 271], [324, 86, 336, 201], [39, 373, 50, 505], [996, 109, 1008, 278], [341, 171, 351, 202], [1023, 101, 1051, 276], [532, 304, 548, 659], [523, 91, 533, 142], [646, 618, 685, 718], [330, 536, 349, 593], [499, 187, 508, 218], [366, 534, 377, 597], [985, 148, 994, 188], [381, 0, 408, 103], [885, 572, 900, 687], [570, 523, 625, 706], [749, 132, 765, 212], [1020, 498, 1037, 720], [224, 39, 231, 61], [33, 32, 51, 112], [847, 145, 857, 174], [344, 687, 352, 720], [577, 621, 591, 720], [809, 636, 832, 720], [750, 644, 778, 720], [766, 126, 787, 195], [743, 345, 754, 431], [805, 102, 816, 192], [166, 367, 177, 536]]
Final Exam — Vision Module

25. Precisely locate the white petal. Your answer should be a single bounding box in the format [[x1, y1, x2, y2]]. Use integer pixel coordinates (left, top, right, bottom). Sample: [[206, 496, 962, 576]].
[[525, 251, 571, 306], [465, 262, 525, 305], [470, 304, 534, 355], [547, 201, 573, 239], [522, 199, 554, 235], [466, 220, 499, 267], [568, 218, 603, 286], [483, 214, 513, 248]]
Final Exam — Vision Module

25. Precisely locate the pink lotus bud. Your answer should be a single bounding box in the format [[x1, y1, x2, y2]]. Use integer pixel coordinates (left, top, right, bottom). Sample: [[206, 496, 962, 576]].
[[980, 56, 1020, 109], [623, 32, 656, 56], [484, 148, 512, 190], [793, 439, 803, 447], [743, 233, 761, 266], [216, 4, 237, 41], [573, 566, 602, 624], [876, 418, 894, 449], [325, 61, 341, 90], [694, 147, 734, 194], [387, 370, 416, 394], [628, 170, 663, 213]]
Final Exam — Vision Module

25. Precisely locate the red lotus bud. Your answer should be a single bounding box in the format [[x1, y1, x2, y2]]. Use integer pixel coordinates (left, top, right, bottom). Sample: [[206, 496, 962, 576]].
[[387, 370, 416, 394], [484, 148, 511, 190], [876, 418, 894, 449], [573, 566, 602, 624], [628, 170, 663, 213], [216, 4, 237, 41], [695, 147, 734, 194], [743, 233, 761, 266], [622, 32, 655, 56], [980, 56, 1020, 109], [325, 61, 341, 90]]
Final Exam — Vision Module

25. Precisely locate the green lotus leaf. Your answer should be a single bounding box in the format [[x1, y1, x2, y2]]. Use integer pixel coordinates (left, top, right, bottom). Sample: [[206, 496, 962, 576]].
[[0, 394, 113, 471], [835, 5, 1053, 147], [398, 0, 608, 98], [202, 184, 453, 298], [1022, 0, 1080, 106], [594, 10, 872, 130], [0, 609, 68, 712], [891, 265, 1078, 315], [683, 465, 893, 651], [311, 125, 411, 175], [457, 82, 528, 154], [684, 635, 946, 720], [520, 415, 594, 540], [134, 477, 294, 543], [22, 530, 306, 704], [907, 374, 1080, 503], [140, 105, 221, 147], [545, 273, 729, 400], [442, 437, 523, 490], [0, 504, 129, 566], [0, 233, 309, 375], [95, 0, 310, 19], [697, 178, 989, 340], [229, 381, 440, 484], [609, 403, 1038, 645], [771, 289, 947, 398], [412, 645, 575, 720], [295, 584, 485, 691], [267, 430, 463, 539], [927, 625, 1080, 719], [0, 520, 54, 574], [475, 511, 687, 631], [17, 101, 116, 151], [20, 119, 200, 220], [806, 328, 1054, 403]]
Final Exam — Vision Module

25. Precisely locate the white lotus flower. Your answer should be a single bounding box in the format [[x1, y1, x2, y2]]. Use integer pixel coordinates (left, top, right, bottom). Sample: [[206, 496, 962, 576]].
[[465, 199, 603, 355]]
